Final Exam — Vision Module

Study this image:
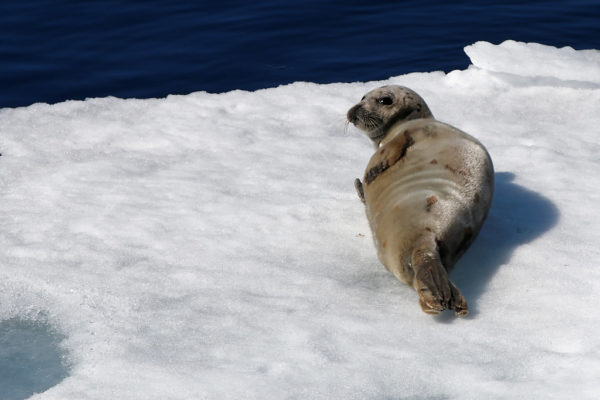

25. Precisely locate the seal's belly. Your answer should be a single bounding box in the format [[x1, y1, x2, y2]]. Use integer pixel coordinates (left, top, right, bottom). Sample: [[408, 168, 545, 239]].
[[362, 125, 492, 274], [374, 162, 464, 220], [367, 136, 480, 227]]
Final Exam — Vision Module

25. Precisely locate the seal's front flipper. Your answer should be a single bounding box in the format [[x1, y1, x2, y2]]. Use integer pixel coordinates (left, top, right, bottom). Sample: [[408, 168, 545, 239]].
[[354, 178, 365, 204], [363, 131, 414, 185]]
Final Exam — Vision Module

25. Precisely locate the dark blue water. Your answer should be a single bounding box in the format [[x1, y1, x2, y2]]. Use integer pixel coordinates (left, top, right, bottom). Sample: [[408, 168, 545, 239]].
[[1, 1, 599, 108]]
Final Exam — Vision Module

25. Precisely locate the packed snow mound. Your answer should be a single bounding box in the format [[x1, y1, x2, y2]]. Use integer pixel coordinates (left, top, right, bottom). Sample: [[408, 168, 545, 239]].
[[1, 41, 599, 399], [464, 40, 600, 84]]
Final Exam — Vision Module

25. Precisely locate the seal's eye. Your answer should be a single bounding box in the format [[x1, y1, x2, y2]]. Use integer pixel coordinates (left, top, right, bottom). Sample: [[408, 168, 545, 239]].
[[361, 96, 366, 101], [377, 96, 393, 105]]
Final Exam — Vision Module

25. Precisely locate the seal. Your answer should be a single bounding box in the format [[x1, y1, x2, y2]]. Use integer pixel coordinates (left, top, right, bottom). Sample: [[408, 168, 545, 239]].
[[347, 85, 494, 316]]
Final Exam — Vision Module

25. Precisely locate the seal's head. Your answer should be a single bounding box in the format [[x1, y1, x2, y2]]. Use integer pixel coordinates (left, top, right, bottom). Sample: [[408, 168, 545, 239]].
[[347, 85, 433, 147]]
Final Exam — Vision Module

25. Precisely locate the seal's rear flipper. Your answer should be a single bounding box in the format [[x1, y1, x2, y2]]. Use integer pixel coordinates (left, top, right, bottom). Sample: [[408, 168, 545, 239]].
[[412, 247, 468, 317]]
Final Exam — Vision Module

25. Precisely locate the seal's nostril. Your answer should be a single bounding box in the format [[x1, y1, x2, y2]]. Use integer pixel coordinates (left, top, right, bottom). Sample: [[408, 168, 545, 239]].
[[347, 105, 360, 123]]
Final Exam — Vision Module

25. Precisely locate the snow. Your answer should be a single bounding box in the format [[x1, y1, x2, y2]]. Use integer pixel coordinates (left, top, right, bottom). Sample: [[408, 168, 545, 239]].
[[1, 40, 599, 399]]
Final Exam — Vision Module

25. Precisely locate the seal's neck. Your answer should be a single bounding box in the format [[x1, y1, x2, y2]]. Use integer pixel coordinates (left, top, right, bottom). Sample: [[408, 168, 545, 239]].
[[372, 107, 434, 148], [374, 115, 432, 147], [377, 117, 434, 148]]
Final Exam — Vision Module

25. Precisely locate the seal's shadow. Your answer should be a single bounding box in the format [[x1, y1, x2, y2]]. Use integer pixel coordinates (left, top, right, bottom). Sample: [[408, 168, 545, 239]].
[[448, 171, 560, 318]]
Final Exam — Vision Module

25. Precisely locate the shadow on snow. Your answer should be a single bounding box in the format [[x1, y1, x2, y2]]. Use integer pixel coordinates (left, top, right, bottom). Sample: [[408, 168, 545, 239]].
[[449, 171, 560, 318]]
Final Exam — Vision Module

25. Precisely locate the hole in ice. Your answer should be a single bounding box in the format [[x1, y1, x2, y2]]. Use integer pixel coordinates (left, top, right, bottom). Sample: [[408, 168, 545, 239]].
[[0, 318, 70, 400]]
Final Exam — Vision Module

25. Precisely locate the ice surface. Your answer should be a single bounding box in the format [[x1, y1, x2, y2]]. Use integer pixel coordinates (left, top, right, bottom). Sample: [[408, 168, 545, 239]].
[[465, 40, 600, 85], [1, 41, 599, 399]]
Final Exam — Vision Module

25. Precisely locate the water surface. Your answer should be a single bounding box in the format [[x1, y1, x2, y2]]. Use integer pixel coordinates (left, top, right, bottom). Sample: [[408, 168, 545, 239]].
[[1, 1, 598, 107]]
